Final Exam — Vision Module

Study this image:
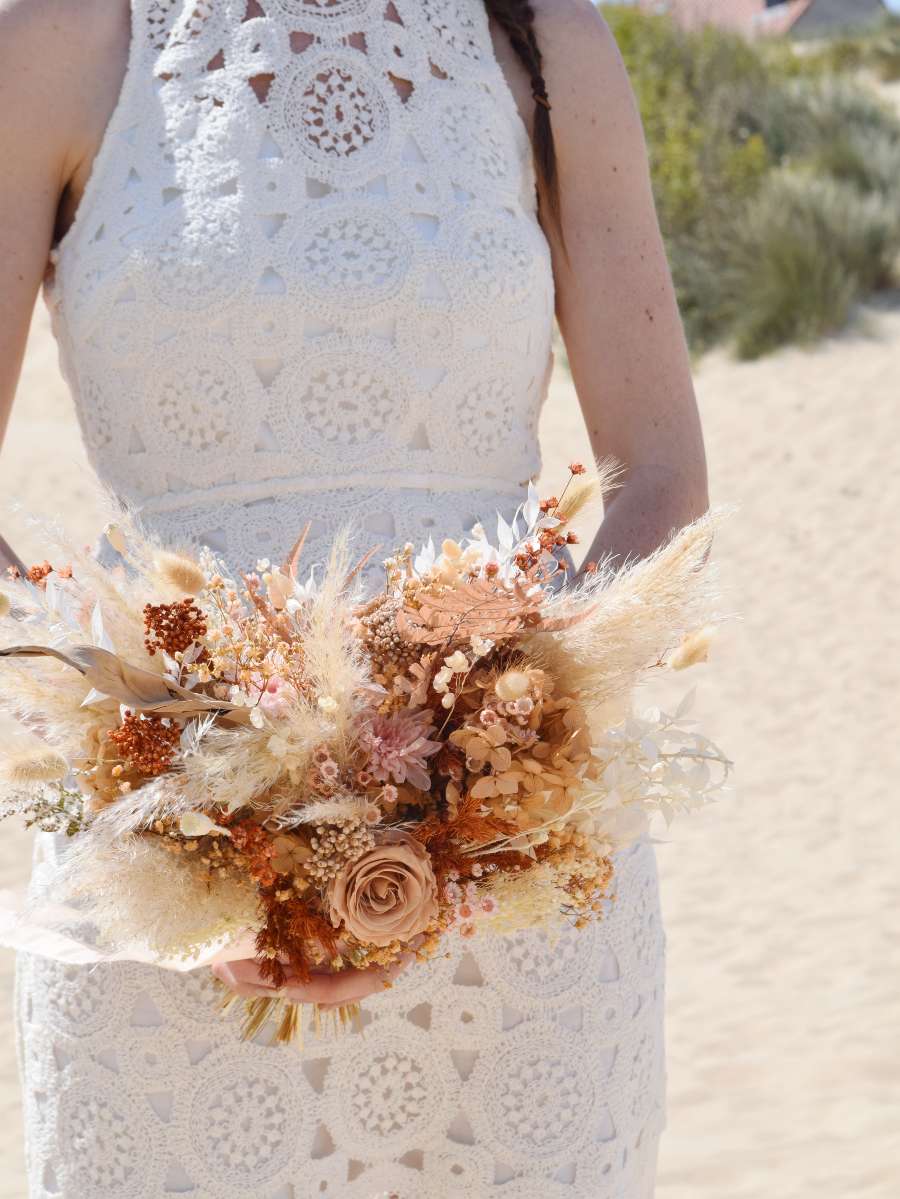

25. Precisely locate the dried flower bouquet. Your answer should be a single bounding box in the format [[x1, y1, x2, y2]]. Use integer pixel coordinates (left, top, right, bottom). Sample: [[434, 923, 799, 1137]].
[[0, 467, 733, 1043]]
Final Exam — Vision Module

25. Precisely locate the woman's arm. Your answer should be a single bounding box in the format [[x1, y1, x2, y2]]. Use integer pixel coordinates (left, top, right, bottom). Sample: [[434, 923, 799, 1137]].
[[499, 1, 710, 573], [0, 0, 127, 575]]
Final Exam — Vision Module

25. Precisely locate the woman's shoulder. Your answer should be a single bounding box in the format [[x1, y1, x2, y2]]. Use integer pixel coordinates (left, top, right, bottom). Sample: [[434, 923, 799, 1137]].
[[526, 0, 643, 158], [0, 0, 132, 234], [530, 0, 620, 56], [0, 0, 130, 135], [0, 0, 121, 57]]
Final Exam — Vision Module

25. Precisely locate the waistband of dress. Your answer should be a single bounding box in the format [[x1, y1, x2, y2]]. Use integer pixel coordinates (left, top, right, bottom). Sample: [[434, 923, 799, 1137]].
[[132, 472, 531, 516]]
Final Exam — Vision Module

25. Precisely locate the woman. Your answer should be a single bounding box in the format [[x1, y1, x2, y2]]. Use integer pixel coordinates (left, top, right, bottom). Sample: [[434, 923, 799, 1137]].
[[0, 0, 708, 1195]]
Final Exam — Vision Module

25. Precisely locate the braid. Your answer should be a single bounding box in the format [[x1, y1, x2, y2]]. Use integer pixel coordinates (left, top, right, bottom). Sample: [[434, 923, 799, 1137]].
[[482, 0, 567, 259]]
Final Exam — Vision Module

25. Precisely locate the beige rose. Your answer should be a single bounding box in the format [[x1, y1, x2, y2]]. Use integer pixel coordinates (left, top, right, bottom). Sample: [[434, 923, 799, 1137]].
[[329, 831, 438, 948]]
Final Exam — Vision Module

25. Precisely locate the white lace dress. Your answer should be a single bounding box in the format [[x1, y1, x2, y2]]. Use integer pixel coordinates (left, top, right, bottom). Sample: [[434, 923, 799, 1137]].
[[13, 1, 666, 1195]]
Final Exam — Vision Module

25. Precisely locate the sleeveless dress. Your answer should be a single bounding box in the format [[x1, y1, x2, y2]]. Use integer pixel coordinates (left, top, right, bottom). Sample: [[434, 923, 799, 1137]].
[[13, 1, 666, 1195]]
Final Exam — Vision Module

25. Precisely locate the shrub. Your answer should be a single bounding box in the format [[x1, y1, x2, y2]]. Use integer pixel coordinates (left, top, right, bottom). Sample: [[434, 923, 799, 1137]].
[[722, 171, 900, 359], [795, 17, 900, 82], [600, 5, 900, 357], [869, 32, 900, 83]]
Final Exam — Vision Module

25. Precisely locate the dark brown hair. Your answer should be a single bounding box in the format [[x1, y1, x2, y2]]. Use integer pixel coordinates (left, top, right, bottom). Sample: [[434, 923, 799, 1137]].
[[483, 0, 566, 257]]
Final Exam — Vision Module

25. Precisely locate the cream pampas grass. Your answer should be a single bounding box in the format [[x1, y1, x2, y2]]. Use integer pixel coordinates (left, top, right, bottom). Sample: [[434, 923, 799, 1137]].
[[286, 796, 367, 826], [529, 504, 735, 712], [151, 550, 208, 597], [554, 456, 623, 527], [54, 835, 259, 962], [0, 745, 69, 784], [177, 722, 292, 813], [73, 775, 194, 848], [1, 539, 156, 673], [0, 659, 106, 754], [297, 526, 369, 762]]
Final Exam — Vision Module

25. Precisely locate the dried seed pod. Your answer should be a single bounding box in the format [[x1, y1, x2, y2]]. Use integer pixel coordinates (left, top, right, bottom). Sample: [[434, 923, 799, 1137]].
[[152, 550, 207, 596]]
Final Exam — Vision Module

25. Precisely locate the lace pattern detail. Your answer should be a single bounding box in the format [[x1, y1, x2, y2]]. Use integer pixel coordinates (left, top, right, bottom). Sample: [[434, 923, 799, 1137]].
[[17, 841, 665, 1198], [43, 0, 555, 575], [17, 0, 667, 1193]]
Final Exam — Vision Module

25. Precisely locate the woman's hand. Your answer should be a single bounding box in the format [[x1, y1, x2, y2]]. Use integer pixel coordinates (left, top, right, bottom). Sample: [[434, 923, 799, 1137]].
[[211, 951, 415, 1011]]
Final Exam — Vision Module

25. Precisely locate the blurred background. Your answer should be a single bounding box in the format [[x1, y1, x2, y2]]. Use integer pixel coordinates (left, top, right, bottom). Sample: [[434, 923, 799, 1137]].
[[1, 2, 899, 1195]]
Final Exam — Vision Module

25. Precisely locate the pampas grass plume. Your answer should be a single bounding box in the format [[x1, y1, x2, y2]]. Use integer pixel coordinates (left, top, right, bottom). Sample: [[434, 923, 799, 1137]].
[[1, 747, 69, 784], [152, 551, 207, 596], [289, 796, 365, 825]]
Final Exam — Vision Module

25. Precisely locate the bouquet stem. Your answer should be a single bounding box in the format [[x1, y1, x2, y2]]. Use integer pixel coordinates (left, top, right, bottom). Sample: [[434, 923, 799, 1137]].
[[214, 979, 362, 1047]]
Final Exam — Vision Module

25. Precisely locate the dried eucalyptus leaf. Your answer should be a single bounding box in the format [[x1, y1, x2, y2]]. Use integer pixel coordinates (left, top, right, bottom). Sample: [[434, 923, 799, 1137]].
[[0, 644, 245, 718]]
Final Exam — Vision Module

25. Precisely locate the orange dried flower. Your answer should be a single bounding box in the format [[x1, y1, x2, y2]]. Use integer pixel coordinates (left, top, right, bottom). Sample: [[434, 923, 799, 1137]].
[[107, 711, 181, 776], [568, 462, 586, 475], [231, 821, 278, 888], [26, 561, 54, 588], [143, 597, 207, 656]]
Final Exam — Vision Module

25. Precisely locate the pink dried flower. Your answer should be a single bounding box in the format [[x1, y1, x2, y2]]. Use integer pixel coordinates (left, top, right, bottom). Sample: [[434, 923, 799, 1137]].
[[318, 758, 340, 783], [459, 922, 477, 939], [360, 710, 442, 791], [480, 896, 499, 916], [255, 673, 291, 716]]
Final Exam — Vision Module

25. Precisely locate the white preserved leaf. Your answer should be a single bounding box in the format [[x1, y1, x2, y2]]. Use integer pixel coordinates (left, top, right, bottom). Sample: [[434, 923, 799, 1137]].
[[674, 687, 696, 719]]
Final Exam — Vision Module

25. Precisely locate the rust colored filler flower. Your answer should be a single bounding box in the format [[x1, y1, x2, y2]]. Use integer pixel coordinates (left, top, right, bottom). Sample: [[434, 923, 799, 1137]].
[[107, 711, 181, 776], [143, 597, 207, 656]]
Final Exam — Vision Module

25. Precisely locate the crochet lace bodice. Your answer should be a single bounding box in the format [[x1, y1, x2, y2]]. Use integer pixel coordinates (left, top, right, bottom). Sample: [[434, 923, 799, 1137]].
[[43, 0, 556, 574]]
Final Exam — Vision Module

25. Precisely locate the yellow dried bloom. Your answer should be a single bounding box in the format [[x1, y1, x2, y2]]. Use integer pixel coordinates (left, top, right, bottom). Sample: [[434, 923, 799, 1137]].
[[669, 625, 716, 670], [103, 522, 128, 555]]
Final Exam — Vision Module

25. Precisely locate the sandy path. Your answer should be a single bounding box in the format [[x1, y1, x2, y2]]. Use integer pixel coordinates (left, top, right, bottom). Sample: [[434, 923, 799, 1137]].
[[0, 295, 898, 1196]]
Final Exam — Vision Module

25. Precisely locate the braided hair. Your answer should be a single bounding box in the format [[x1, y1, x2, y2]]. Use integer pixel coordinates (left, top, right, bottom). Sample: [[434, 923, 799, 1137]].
[[482, 0, 567, 259]]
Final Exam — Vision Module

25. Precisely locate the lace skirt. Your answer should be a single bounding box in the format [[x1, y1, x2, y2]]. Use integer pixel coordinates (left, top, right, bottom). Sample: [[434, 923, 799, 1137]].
[[14, 837, 666, 1199]]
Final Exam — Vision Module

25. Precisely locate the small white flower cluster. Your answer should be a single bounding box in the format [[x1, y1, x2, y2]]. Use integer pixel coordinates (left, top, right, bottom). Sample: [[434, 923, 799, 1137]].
[[582, 690, 732, 842], [412, 482, 562, 584], [431, 636, 496, 710], [432, 649, 470, 709]]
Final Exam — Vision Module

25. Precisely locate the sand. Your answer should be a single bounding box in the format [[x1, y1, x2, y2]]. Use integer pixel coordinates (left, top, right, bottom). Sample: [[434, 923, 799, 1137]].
[[0, 292, 898, 1196]]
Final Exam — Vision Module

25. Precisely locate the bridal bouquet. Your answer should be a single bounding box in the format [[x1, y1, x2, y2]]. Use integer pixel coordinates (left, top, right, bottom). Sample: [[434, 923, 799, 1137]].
[[0, 466, 732, 1043]]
